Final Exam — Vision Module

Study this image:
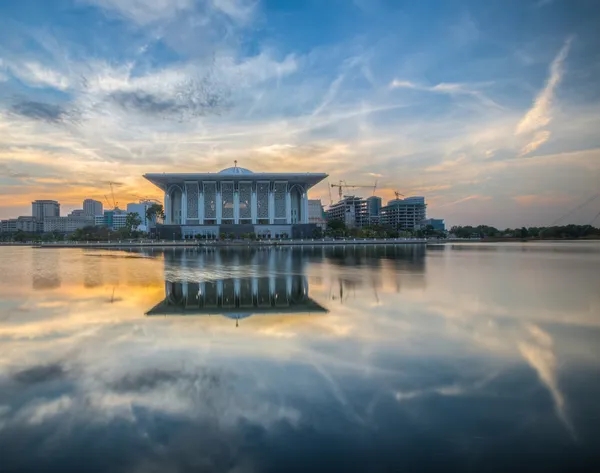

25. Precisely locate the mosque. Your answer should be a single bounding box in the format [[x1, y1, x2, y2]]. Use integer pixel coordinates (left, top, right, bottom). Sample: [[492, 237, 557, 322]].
[[144, 162, 327, 239]]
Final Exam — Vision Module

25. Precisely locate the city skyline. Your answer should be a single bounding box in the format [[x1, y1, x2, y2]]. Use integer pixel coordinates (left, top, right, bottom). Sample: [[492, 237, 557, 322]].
[[1, 0, 599, 228]]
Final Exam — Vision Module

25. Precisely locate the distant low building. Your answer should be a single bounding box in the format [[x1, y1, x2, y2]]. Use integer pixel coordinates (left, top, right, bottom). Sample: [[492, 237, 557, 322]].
[[95, 209, 128, 230], [69, 209, 85, 217], [43, 215, 93, 233], [1, 219, 17, 233], [126, 201, 154, 231], [16, 216, 43, 233], [308, 199, 326, 229], [417, 218, 445, 232]]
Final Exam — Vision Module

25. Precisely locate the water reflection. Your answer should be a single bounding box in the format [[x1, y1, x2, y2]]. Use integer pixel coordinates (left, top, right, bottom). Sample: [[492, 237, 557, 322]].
[[149, 276, 327, 323], [0, 244, 599, 472]]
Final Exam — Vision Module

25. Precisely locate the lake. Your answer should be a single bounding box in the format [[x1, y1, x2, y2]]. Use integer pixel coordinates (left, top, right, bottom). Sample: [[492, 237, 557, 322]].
[[1, 243, 599, 472]]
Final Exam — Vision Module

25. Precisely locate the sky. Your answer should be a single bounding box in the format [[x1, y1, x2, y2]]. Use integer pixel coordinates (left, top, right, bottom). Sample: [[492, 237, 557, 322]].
[[1, 0, 599, 228]]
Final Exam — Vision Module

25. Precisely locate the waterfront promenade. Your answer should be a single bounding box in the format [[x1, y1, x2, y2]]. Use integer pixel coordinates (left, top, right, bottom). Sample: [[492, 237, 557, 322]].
[[1, 238, 429, 249]]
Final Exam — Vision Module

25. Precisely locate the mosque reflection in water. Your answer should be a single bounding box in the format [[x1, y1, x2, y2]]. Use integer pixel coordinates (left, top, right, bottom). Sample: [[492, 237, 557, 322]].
[[146, 248, 328, 323]]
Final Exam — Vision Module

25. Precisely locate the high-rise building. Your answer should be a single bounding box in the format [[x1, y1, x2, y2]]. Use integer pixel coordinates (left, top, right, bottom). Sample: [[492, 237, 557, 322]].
[[380, 196, 426, 230], [325, 196, 368, 228], [32, 200, 60, 221], [83, 199, 103, 217], [366, 196, 382, 225]]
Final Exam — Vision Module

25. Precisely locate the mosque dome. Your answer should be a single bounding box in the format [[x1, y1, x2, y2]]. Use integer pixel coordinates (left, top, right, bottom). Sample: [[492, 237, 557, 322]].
[[218, 166, 253, 175]]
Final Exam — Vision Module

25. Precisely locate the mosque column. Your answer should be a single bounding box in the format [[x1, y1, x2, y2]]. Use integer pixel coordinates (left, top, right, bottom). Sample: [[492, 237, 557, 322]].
[[199, 187, 204, 224], [181, 186, 188, 225], [286, 190, 292, 224], [251, 185, 257, 224], [234, 186, 240, 224], [164, 191, 171, 225], [302, 192, 309, 224], [216, 184, 222, 225], [268, 187, 275, 225]]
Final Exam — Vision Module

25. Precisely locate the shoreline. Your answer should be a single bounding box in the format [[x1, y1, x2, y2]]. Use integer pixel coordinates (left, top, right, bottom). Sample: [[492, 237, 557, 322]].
[[1, 237, 598, 249], [12, 239, 428, 249]]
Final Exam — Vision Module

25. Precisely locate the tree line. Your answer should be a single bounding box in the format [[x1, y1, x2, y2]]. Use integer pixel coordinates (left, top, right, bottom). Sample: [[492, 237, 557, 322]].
[[449, 224, 600, 239]]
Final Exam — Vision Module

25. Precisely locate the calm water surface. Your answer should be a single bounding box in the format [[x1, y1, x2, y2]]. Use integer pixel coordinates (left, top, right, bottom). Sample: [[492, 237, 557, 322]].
[[1, 243, 599, 472]]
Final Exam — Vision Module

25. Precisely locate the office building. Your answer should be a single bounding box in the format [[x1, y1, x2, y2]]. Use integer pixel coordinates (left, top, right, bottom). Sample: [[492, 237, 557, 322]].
[[380, 196, 427, 230], [32, 200, 60, 221], [83, 199, 103, 217]]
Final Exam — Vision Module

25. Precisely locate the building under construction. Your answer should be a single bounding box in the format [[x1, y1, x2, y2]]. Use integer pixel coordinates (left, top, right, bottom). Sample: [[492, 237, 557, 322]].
[[326, 194, 427, 230], [380, 196, 427, 230], [325, 196, 369, 228]]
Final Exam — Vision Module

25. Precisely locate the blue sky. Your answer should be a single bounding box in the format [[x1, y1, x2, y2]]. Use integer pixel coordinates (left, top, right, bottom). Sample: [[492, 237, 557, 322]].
[[1, 0, 599, 227]]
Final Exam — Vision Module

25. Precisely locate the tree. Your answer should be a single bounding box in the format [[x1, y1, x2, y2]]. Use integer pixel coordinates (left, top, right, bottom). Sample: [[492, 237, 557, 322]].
[[125, 212, 142, 231], [326, 219, 347, 237], [145, 203, 165, 226]]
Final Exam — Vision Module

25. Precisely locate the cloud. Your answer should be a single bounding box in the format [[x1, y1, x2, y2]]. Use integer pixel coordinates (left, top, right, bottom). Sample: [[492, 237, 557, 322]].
[[9, 100, 76, 124], [12, 363, 66, 385], [516, 38, 571, 134], [390, 79, 502, 109], [513, 193, 573, 206], [212, 0, 255, 23], [519, 130, 551, 156], [81, 0, 256, 25], [516, 37, 572, 155], [5, 62, 70, 90], [425, 154, 467, 172], [81, 0, 195, 24], [436, 194, 492, 208]]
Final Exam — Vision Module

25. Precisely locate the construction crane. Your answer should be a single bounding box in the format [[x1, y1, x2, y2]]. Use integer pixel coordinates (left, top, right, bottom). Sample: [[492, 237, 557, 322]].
[[132, 194, 162, 204], [394, 190, 405, 200], [103, 195, 112, 209], [330, 180, 378, 201], [109, 182, 118, 209]]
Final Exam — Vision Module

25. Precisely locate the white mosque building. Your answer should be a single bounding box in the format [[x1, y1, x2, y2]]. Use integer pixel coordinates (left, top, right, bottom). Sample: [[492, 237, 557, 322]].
[[144, 163, 328, 239]]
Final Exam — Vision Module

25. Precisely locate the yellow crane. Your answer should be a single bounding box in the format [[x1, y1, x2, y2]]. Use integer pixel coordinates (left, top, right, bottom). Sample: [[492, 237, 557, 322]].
[[330, 180, 378, 201]]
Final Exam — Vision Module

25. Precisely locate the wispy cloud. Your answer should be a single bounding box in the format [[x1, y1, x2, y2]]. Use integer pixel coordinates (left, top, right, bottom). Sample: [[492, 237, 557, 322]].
[[5, 61, 70, 90], [390, 79, 502, 109], [516, 37, 573, 155], [81, 0, 195, 24]]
